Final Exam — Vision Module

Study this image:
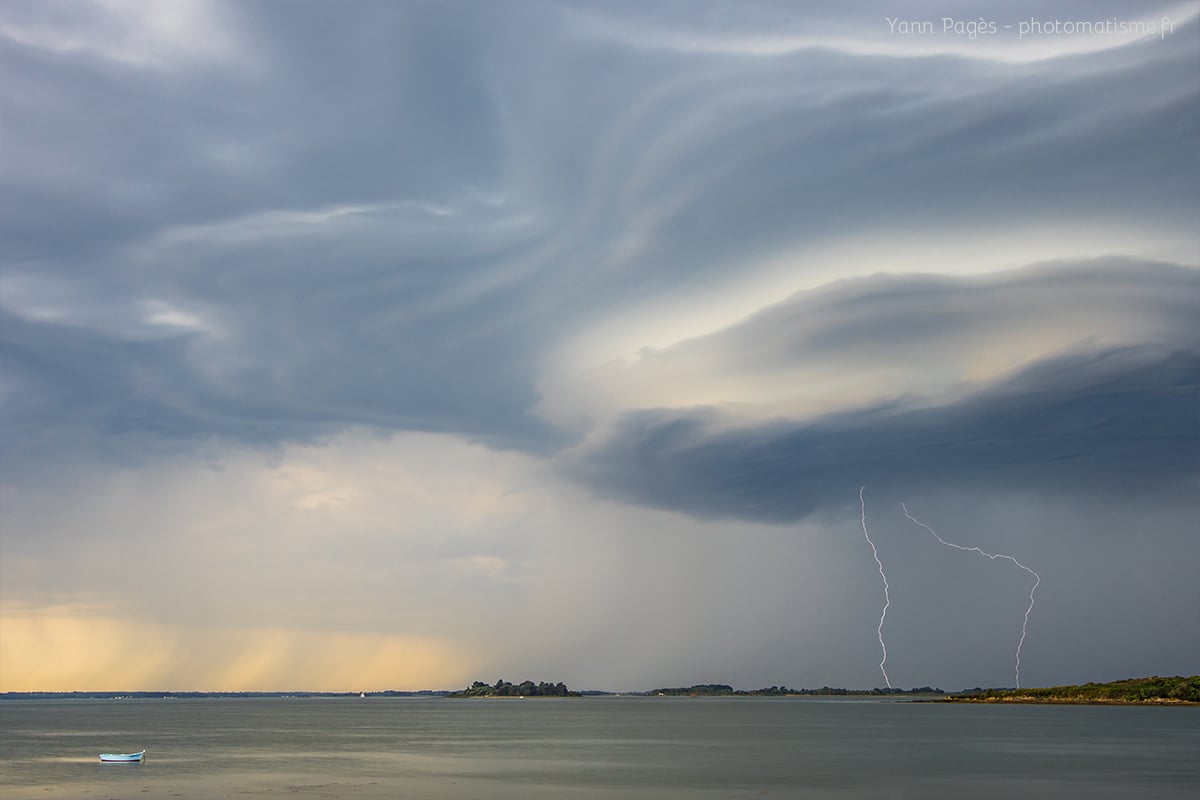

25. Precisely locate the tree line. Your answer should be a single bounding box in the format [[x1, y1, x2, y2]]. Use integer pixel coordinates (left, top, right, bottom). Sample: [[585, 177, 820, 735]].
[[949, 675, 1199, 703], [448, 679, 580, 697]]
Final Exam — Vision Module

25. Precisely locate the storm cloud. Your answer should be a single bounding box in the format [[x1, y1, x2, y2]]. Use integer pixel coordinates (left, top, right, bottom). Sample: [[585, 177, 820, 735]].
[[573, 341, 1199, 523]]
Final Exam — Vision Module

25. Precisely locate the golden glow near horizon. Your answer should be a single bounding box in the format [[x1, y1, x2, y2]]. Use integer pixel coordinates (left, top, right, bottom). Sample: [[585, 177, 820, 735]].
[[0, 610, 471, 692], [0, 430, 841, 693], [0, 432, 525, 692]]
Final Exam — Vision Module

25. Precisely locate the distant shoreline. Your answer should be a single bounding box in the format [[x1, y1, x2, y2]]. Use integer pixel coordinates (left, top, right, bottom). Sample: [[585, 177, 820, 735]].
[[5, 675, 1195, 703]]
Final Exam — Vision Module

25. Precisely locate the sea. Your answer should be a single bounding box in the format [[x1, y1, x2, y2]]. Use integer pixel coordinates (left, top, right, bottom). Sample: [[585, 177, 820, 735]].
[[1, 696, 1197, 799]]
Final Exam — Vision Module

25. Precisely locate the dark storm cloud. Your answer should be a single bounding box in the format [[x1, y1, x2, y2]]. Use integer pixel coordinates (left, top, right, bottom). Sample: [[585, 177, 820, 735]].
[[0, 1, 1197, 468], [573, 343, 1200, 523], [0, 308, 339, 466]]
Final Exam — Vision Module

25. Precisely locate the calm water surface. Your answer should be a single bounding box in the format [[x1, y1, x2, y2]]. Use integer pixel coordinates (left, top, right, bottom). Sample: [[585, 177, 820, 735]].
[[1, 697, 1197, 799]]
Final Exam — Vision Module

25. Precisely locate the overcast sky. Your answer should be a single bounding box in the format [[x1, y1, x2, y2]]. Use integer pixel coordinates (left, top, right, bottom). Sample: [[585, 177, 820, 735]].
[[1, 0, 1197, 693]]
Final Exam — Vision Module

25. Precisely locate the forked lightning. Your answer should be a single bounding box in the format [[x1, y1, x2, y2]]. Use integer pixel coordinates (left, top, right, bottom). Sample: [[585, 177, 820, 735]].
[[900, 503, 1041, 688], [859, 487, 892, 688]]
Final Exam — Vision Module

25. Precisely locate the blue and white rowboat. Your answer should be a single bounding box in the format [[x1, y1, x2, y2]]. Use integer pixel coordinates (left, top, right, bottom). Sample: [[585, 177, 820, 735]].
[[99, 750, 145, 762]]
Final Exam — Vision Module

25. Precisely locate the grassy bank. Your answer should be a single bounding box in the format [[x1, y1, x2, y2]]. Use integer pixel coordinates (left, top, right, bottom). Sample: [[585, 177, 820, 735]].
[[942, 675, 1199, 704]]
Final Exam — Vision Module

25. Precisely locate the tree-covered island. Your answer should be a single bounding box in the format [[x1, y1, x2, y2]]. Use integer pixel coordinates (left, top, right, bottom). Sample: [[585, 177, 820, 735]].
[[940, 675, 1199, 704], [447, 679, 581, 697]]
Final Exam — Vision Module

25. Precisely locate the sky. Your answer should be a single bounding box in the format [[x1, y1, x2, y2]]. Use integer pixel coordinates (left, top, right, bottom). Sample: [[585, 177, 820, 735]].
[[1, 0, 1197, 694]]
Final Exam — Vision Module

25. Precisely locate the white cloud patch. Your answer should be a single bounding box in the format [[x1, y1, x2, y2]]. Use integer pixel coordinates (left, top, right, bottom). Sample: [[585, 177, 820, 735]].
[[539, 260, 1200, 433], [0, 0, 245, 70], [0, 273, 218, 340]]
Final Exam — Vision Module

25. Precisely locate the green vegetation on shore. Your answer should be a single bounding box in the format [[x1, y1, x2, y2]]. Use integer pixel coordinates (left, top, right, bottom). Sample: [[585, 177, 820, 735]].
[[944, 675, 1199, 704], [647, 684, 942, 696], [447, 679, 581, 697]]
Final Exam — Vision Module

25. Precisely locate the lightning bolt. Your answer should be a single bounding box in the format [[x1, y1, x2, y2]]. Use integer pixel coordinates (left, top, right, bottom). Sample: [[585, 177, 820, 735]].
[[859, 487, 892, 688], [900, 503, 1041, 689]]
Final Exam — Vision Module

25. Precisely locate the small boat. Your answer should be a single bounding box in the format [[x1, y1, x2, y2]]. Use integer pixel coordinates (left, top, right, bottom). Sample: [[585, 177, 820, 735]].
[[99, 750, 145, 763]]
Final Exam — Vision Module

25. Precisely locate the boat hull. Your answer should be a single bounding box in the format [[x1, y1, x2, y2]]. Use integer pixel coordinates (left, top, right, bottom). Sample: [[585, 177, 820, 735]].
[[99, 751, 145, 762]]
